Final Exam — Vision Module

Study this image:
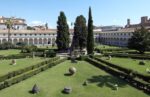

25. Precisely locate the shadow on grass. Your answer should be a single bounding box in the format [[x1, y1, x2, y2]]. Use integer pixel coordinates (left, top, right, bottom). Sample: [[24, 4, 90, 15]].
[[87, 75, 127, 90], [64, 73, 72, 76], [28, 90, 33, 94]]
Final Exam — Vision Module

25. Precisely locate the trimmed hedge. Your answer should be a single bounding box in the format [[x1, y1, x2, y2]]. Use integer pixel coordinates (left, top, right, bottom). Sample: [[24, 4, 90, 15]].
[[0, 53, 32, 60], [0, 58, 67, 90], [104, 53, 150, 60], [86, 58, 150, 94], [93, 57, 150, 83], [0, 57, 60, 83]]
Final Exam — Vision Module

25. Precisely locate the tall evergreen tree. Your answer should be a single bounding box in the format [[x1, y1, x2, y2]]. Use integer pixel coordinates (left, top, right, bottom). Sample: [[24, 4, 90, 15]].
[[128, 25, 150, 54], [87, 7, 94, 54], [5, 19, 13, 43], [56, 11, 70, 51], [72, 15, 87, 50]]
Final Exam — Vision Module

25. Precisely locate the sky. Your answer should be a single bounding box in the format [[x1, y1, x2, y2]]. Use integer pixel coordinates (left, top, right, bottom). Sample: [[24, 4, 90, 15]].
[[0, 0, 150, 28]]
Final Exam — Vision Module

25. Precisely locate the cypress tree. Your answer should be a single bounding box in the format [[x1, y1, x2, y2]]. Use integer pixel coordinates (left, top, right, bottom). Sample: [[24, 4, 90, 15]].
[[72, 15, 87, 50], [56, 11, 70, 51], [87, 7, 94, 54]]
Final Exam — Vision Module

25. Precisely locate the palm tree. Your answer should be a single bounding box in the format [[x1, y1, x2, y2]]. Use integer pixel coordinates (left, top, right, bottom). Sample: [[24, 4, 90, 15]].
[[5, 18, 13, 43]]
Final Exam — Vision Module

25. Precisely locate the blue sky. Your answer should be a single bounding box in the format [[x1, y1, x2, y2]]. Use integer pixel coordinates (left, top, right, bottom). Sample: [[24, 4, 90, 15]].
[[0, 0, 150, 28]]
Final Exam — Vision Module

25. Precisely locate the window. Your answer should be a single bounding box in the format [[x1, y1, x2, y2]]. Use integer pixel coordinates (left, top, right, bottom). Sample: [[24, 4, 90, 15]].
[[128, 33, 130, 36]]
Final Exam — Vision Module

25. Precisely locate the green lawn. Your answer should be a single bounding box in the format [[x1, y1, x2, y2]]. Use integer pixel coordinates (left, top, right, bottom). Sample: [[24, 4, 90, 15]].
[[0, 60, 149, 97], [0, 57, 48, 76], [37, 45, 57, 49], [0, 49, 21, 56], [101, 57, 150, 75], [95, 44, 121, 50]]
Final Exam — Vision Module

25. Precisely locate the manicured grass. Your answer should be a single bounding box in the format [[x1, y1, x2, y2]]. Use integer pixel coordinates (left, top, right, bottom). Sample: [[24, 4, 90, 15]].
[[0, 49, 21, 56], [95, 44, 121, 50], [101, 57, 150, 75], [37, 45, 57, 49], [0, 57, 48, 76], [0, 60, 149, 97]]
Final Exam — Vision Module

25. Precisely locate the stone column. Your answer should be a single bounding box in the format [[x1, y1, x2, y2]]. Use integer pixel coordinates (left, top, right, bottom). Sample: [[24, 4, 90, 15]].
[[46, 38, 48, 45], [11, 38, 14, 44], [32, 38, 34, 45], [37, 38, 39, 45], [42, 38, 44, 45], [17, 38, 19, 43], [50, 38, 52, 45], [22, 38, 24, 42]]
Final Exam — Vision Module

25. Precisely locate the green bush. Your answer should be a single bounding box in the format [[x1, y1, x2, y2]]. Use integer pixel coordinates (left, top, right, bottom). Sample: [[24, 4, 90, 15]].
[[139, 61, 145, 65], [46, 49, 56, 57], [0, 42, 15, 50], [0, 53, 31, 60], [77, 55, 88, 60], [22, 45, 37, 53]]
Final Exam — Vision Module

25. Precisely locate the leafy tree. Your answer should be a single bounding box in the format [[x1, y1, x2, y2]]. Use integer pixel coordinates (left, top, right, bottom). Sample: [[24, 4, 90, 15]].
[[56, 11, 70, 51], [128, 25, 150, 54], [5, 19, 13, 42], [72, 15, 87, 50], [16, 42, 27, 47], [22, 45, 37, 53], [87, 7, 94, 54], [27, 26, 35, 30]]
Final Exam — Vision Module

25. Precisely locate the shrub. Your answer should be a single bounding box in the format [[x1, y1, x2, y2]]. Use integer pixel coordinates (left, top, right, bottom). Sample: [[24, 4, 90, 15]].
[[77, 55, 88, 60], [0, 42, 15, 50], [139, 60, 145, 65], [22, 45, 37, 53], [46, 49, 56, 57]]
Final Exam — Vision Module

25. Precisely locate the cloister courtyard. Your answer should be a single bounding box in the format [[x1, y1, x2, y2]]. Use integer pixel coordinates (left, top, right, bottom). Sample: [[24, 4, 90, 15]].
[[0, 45, 149, 97]]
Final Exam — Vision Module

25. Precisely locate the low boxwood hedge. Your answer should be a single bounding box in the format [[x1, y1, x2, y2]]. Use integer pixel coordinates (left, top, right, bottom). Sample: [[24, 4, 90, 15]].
[[86, 58, 150, 94], [0, 58, 67, 90], [93, 57, 150, 83], [0, 53, 32, 60], [0, 57, 60, 83], [104, 53, 150, 60]]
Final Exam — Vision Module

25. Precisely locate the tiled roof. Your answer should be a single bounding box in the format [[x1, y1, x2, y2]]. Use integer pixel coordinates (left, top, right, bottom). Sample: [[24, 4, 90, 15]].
[[99, 28, 135, 33]]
